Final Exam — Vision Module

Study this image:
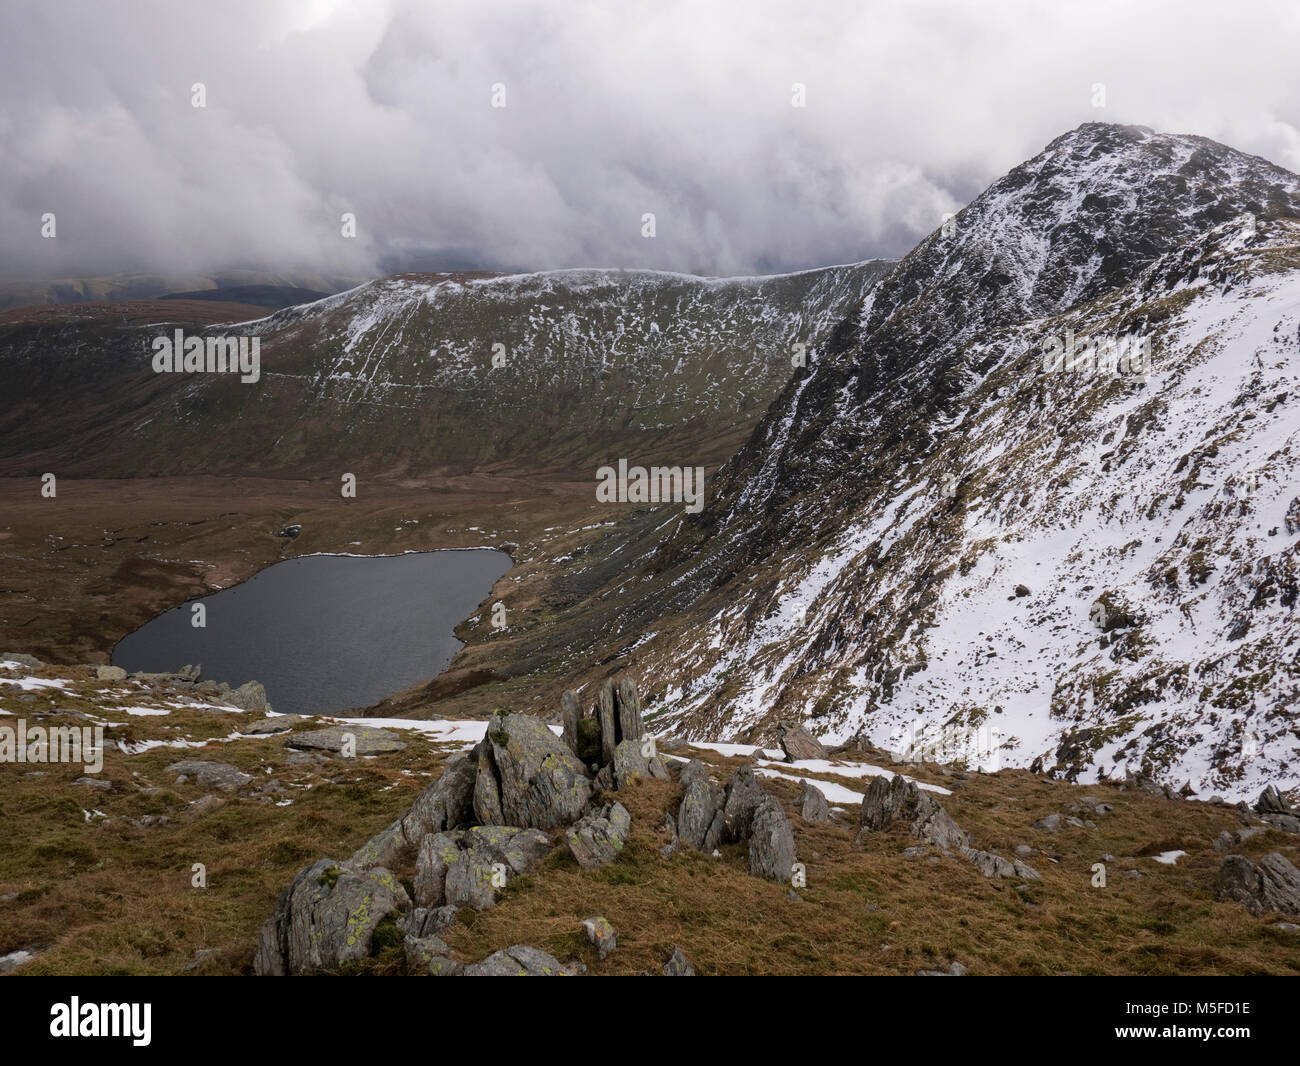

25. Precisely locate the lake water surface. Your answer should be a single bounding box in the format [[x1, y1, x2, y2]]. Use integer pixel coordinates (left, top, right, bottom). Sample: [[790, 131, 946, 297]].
[[112, 549, 512, 716]]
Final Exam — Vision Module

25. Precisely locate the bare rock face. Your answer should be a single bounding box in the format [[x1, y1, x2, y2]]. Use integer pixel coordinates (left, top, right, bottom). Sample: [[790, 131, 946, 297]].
[[748, 796, 797, 881], [776, 722, 829, 762], [798, 781, 831, 822], [1217, 853, 1300, 916], [481, 713, 591, 830], [253, 859, 410, 976], [565, 801, 631, 868]]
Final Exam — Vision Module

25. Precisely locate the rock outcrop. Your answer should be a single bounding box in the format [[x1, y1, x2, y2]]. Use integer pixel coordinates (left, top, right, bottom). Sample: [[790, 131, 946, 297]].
[[1216, 853, 1300, 916]]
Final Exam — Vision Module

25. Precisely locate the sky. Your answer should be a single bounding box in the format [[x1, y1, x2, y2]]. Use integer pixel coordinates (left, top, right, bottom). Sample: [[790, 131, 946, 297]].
[[2, 0, 1299, 284]]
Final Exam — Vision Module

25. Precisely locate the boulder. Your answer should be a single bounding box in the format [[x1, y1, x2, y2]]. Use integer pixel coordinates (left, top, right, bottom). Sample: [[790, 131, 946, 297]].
[[285, 725, 406, 755], [464, 944, 570, 976], [749, 796, 797, 881], [677, 761, 724, 851], [858, 774, 969, 851], [798, 781, 831, 822], [596, 682, 618, 766], [963, 847, 1016, 879], [560, 690, 582, 756], [403, 934, 451, 973], [253, 859, 410, 976], [612, 737, 671, 789], [413, 831, 464, 908], [722, 766, 767, 842], [95, 665, 127, 682], [615, 676, 643, 742], [663, 946, 696, 976], [225, 680, 270, 713], [401, 752, 477, 844], [565, 801, 631, 868], [0, 652, 42, 670], [242, 715, 303, 735], [581, 916, 617, 960], [165, 760, 252, 791], [776, 722, 828, 762], [1216, 853, 1300, 916], [484, 713, 591, 829]]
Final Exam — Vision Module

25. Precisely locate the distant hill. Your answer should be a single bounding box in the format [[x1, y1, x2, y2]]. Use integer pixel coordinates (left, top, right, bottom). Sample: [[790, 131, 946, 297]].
[[159, 284, 333, 310]]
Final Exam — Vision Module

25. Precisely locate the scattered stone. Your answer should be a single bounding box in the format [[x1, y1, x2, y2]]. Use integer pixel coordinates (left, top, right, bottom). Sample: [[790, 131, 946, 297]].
[[776, 721, 828, 762], [73, 776, 112, 791], [1014, 584, 1031, 597], [581, 916, 617, 960], [565, 801, 631, 868], [798, 780, 831, 823], [1032, 813, 1062, 832], [1216, 853, 1300, 916], [1270, 922, 1299, 933], [1014, 844, 1034, 858], [286, 725, 406, 755], [663, 946, 696, 976], [165, 760, 252, 791]]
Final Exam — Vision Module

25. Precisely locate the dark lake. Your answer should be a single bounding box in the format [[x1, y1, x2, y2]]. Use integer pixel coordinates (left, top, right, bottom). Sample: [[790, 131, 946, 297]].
[[112, 549, 512, 716]]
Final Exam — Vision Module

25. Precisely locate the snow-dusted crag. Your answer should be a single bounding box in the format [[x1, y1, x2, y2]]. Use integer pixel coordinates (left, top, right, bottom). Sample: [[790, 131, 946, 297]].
[[608, 124, 1300, 800]]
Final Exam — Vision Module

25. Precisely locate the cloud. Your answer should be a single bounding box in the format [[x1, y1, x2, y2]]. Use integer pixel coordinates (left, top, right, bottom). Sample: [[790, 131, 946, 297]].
[[1, 0, 1298, 282]]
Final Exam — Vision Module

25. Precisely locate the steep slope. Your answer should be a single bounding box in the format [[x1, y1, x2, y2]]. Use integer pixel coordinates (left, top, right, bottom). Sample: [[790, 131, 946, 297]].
[[0, 261, 890, 477], [541, 125, 1300, 800]]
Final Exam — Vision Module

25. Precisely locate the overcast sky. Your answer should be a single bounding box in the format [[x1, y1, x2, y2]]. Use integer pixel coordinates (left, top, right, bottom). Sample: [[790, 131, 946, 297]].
[[2, 0, 1299, 284]]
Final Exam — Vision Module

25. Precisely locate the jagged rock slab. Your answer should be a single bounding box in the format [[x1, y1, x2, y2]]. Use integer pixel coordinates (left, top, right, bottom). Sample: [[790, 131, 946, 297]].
[[565, 801, 631, 868], [1216, 853, 1300, 916], [482, 713, 591, 829]]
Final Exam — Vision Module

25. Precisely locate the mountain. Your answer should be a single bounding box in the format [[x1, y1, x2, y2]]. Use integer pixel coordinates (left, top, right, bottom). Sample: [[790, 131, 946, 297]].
[[0, 262, 890, 477], [533, 124, 1300, 800], [0, 271, 363, 312]]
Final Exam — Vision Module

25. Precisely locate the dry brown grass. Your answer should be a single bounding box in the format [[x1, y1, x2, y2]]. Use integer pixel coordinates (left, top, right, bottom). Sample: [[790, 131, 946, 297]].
[[2, 675, 1298, 976]]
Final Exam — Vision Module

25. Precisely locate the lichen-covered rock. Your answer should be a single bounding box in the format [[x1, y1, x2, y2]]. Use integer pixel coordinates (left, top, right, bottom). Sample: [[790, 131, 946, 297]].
[[443, 847, 502, 911], [798, 781, 831, 822], [612, 737, 670, 789], [663, 946, 696, 975], [777, 722, 828, 762], [401, 752, 476, 844], [581, 916, 617, 960], [748, 796, 797, 881], [486, 713, 591, 829], [472, 742, 506, 826], [1216, 853, 1300, 916], [464, 944, 570, 976], [349, 818, 408, 872], [565, 801, 631, 868], [403, 933, 451, 972], [413, 831, 464, 908], [253, 858, 410, 976]]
